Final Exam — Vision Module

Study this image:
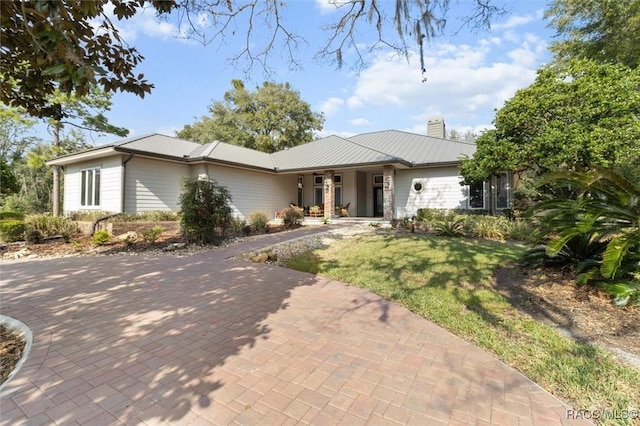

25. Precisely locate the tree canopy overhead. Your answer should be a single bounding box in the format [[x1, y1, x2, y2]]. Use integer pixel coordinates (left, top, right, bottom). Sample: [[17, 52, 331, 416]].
[[546, 0, 640, 69], [459, 59, 640, 184], [178, 80, 324, 153], [1, 0, 505, 119]]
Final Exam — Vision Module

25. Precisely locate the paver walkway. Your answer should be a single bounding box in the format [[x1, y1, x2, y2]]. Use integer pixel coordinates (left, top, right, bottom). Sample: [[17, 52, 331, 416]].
[[1, 225, 591, 425]]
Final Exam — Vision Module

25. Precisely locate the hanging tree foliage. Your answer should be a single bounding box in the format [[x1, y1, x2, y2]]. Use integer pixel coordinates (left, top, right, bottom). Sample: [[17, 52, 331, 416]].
[[1, 0, 504, 119]]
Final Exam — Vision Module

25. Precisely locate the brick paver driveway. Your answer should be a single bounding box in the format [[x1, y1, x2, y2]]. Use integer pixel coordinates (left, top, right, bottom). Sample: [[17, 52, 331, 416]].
[[1, 226, 589, 425]]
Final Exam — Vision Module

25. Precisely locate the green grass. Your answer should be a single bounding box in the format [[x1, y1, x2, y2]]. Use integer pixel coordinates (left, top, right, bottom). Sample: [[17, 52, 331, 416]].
[[286, 233, 640, 425]]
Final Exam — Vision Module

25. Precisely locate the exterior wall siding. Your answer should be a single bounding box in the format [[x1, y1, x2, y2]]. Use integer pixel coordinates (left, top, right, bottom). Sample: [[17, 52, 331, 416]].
[[63, 156, 122, 214], [202, 165, 297, 219], [125, 157, 189, 212], [395, 167, 467, 217]]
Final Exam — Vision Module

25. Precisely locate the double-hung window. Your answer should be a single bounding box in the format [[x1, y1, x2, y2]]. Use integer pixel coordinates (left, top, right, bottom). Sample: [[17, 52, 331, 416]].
[[81, 168, 101, 207]]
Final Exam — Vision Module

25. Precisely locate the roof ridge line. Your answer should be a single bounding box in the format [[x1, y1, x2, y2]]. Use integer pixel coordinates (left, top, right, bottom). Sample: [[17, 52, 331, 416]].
[[345, 136, 404, 162], [199, 141, 220, 158]]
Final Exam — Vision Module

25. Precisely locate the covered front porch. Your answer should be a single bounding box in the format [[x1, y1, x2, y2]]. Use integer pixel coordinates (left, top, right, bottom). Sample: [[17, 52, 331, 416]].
[[289, 166, 396, 220]]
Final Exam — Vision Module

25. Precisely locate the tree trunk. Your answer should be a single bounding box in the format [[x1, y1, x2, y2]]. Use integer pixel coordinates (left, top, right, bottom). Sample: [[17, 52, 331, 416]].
[[52, 125, 61, 216]]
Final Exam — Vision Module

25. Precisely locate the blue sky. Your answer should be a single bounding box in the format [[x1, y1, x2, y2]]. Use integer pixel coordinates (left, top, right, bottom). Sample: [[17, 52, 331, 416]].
[[39, 0, 554, 145]]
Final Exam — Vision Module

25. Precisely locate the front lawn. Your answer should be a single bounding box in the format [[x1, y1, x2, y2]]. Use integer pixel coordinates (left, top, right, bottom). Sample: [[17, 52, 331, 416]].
[[285, 233, 640, 425]]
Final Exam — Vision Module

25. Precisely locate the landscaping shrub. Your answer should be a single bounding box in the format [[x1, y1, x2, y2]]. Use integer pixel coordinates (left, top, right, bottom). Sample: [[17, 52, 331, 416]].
[[179, 178, 232, 244], [24, 214, 80, 239], [505, 218, 535, 242], [118, 211, 179, 222], [432, 218, 465, 237], [92, 230, 110, 246], [524, 167, 640, 306], [24, 228, 44, 244], [465, 215, 509, 241], [230, 217, 251, 236], [281, 207, 304, 229], [249, 211, 269, 234], [67, 210, 115, 221], [0, 220, 25, 242], [142, 226, 164, 244], [0, 211, 25, 221]]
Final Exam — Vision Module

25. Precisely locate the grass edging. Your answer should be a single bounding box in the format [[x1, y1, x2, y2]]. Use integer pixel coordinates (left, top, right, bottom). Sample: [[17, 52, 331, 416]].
[[285, 232, 640, 426]]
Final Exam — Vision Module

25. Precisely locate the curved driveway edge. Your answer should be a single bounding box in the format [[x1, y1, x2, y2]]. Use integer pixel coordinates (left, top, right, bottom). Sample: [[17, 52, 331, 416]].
[[0, 226, 591, 425]]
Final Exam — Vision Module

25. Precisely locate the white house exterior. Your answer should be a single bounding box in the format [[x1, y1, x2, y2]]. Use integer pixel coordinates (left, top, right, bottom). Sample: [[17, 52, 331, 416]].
[[48, 118, 511, 220]]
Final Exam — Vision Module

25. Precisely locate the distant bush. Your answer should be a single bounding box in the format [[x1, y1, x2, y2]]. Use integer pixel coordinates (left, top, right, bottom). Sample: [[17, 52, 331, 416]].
[[142, 226, 164, 244], [465, 215, 509, 241], [92, 230, 110, 246], [281, 207, 304, 229], [118, 211, 179, 222], [24, 228, 44, 244], [25, 214, 80, 239], [67, 211, 116, 221], [0, 220, 26, 242], [0, 211, 25, 221], [249, 211, 270, 234], [230, 217, 251, 236]]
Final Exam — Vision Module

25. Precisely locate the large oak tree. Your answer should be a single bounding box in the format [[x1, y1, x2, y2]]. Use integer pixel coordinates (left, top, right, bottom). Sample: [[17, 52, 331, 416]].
[[178, 80, 323, 153]]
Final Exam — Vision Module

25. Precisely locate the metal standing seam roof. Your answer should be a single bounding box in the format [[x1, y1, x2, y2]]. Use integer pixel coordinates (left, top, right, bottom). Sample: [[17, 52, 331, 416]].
[[204, 142, 276, 170], [49, 131, 476, 171], [270, 135, 401, 170], [115, 134, 201, 158], [348, 130, 476, 165]]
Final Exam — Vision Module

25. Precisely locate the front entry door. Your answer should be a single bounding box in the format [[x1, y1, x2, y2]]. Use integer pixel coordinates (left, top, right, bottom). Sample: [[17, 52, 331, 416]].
[[373, 187, 384, 217]]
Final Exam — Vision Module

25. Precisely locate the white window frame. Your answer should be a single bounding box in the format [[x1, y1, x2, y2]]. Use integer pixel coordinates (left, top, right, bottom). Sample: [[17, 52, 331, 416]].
[[80, 167, 101, 208]]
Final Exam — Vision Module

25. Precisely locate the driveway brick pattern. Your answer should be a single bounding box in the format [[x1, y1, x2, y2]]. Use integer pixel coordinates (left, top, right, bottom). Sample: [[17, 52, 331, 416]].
[[1, 226, 591, 425]]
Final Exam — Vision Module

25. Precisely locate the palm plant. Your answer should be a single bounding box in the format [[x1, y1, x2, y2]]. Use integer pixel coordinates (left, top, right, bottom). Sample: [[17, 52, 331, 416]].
[[526, 167, 640, 305]]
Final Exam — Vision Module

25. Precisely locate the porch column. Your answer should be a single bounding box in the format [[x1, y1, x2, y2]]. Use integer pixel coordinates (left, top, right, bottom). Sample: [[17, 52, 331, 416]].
[[323, 170, 335, 219], [383, 166, 395, 220]]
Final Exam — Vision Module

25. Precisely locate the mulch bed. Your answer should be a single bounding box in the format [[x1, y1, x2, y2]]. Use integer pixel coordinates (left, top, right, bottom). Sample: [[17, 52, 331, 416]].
[[0, 324, 26, 385], [495, 265, 640, 362]]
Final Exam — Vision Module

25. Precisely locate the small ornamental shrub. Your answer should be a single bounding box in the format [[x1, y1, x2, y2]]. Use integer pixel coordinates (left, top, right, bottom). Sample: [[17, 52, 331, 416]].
[[142, 226, 164, 244], [249, 211, 269, 234], [25, 214, 80, 238], [432, 218, 465, 237], [179, 178, 232, 244], [229, 217, 250, 236], [24, 228, 44, 244], [92, 230, 110, 246], [119, 211, 179, 222], [67, 210, 115, 221], [281, 207, 304, 229], [0, 220, 26, 242], [466, 215, 508, 241]]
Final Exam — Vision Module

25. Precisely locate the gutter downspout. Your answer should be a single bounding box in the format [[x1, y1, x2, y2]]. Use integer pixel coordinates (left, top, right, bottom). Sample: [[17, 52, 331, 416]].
[[121, 153, 134, 213]]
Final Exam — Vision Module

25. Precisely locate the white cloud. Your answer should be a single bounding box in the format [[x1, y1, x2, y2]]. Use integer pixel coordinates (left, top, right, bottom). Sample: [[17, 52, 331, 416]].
[[349, 118, 371, 126], [340, 32, 545, 134], [319, 97, 345, 116], [91, 4, 184, 43], [315, 0, 351, 13], [492, 10, 543, 31]]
